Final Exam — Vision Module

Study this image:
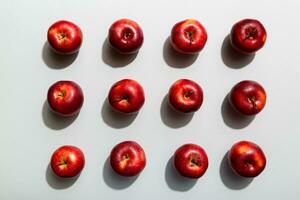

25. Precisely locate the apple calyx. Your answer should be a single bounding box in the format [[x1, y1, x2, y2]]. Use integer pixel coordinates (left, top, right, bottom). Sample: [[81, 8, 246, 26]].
[[59, 32, 67, 40], [245, 27, 257, 40], [244, 161, 254, 169], [122, 96, 129, 101], [122, 29, 133, 40]]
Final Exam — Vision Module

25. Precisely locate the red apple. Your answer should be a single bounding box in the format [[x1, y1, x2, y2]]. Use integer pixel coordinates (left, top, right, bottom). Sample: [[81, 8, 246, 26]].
[[110, 141, 146, 177], [170, 19, 207, 54], [168, 79, 203, 113], [228, 141, 266, 178], [229, 80, 266, 116], [174, 144, 208, 178], [50, 145, 85, 178], [230, 19, 267, 54], [47, 20, 83, 54], [108, 19, 144, 54], [47, 80, 84, 117], [108, 79, 145, 113]]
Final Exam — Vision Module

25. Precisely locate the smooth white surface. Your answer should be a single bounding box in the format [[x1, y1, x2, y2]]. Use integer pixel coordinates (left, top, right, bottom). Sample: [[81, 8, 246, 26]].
[[1, 0, 300, 199]]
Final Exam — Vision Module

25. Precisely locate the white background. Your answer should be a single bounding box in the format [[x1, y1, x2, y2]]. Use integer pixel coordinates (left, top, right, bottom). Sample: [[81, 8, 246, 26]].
[[1, 0, 299, 199]]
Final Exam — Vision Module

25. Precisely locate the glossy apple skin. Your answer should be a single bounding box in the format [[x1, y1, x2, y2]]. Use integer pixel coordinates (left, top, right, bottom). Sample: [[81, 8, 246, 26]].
[[230, 19, 267, 54], [171, 19, 207, 54], [174, 144, 208, 178], [228, 141, 266, 178], [50, 145, 85, 178], [168, 79, 203, 113], [110, 141, 146, 177], [229, 80, 266, 116], [47, 80, 84, 117], [108, 19, 144, 54], [47, 20, 83, 54], [108, 79, 145, 113]]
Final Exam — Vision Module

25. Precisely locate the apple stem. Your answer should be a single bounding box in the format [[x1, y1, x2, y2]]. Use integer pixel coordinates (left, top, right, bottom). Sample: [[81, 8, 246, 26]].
[[57, 90, 66, 97], [190, 157, 199, 166], [248, 97, 257, 109], [186, 30, 194, 44], [59, 159, 68, 166], [124, 154, 130, 159], [184, 91, 194, 99]]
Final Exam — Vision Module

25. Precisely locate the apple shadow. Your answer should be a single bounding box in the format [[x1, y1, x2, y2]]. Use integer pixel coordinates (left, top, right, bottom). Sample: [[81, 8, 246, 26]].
[[42, 41, 78, 69], [163, 37, 199, 68], [221, 35, 255, 69], [45, 163, 79, 189], [219, 152, 253, 190], [165, 156, 197, 191], [42, 100, 79, 130], [102, 157, 138, 190], [101, 38, 138, 68], [160, 95, 194, 129], [101, 98, 138, 129], [221, 95, 255, 129]]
